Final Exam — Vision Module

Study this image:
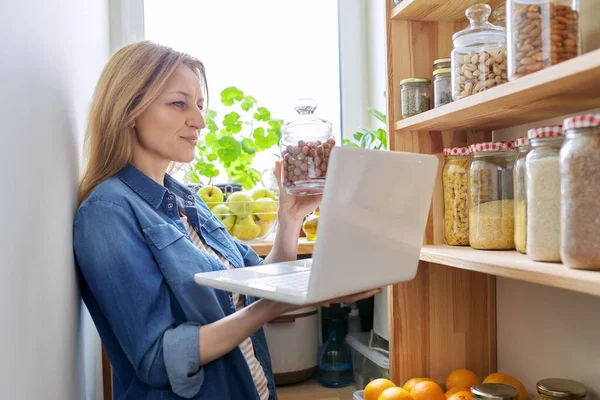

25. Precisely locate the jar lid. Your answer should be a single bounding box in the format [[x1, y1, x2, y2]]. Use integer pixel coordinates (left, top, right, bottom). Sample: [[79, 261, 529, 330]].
[[528, 125, 563, 139], [563, 113, 600, 131], [443, 146, 469, 156], [470, 141, 514, 153], [400, 77, 431, 85], [536, 379, 587, 399], [472, 384, 518, 400], [452, 4, 505, 47], [433, 58, 451, 65], [433, 68, 452, 76], [514, 137, 529, 147], [281, 98, 332, 139]]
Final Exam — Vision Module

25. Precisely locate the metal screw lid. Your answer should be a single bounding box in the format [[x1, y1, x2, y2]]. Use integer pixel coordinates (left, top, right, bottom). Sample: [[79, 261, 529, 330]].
[[472, 383, 519, 400], [537, 379, 587, 399]]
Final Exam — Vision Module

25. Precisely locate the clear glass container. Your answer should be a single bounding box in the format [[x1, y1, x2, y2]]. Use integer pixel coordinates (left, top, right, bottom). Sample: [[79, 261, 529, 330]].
[[451, 4, 507, 100], [493, 5, 506, 28], [318, 315, 353, 388], [526, 126, 564, 262], [469, 141, 517, 250], [560, 114, 600, 270], [434, 68, 453, 108], [401, 78, 431, 118], [472, 383, 519, 400], [433, 58, 452, 70], [443, 147, 470, 246], [280, 98, 335, 196], [513, 137, 530, 254], [507, 0, 580, 81], [302, 208, 320, 241], [536, 378, 587, 400]]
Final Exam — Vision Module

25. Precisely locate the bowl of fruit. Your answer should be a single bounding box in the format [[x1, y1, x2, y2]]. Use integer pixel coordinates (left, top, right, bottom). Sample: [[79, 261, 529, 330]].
[[197, 185, 279, 243]]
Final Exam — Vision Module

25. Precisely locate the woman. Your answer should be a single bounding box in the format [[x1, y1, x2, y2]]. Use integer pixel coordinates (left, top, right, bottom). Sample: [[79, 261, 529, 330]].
[[73, 41, 379, 400]]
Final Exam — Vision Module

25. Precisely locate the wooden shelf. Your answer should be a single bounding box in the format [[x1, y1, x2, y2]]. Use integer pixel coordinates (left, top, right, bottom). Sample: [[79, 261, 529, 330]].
[[391, 0, 504, 21], [276, 379, 357, 400], [250, 237, 315, 257], [420, 245, 600, 297], [394, 49, 600, 132]]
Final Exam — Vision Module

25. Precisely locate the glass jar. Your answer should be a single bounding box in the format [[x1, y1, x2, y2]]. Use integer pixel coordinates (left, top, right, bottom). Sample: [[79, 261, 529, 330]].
[[318, 314, 353, 388], [434, 68, 453, 108], [526, 125, 564, 262], [507, 0, 580, 81], [433, 58, 452, 70], [280, 98, 335, 196], [513, 137, 530, 254], [443, 147, 470, 246], [401, 78, 431, 118], [451, 4, 507, 100], [492, 5, 506, 28], [536, 378, 587, 400], [302, 208, 320, 241], [560, 114, 600, 270], [469, 141, 517, 250], [472, 383, 519, 400]]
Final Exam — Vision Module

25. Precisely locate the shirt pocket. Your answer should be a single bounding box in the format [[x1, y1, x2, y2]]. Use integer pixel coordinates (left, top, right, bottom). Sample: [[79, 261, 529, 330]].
[[201, 216, 245, 268]]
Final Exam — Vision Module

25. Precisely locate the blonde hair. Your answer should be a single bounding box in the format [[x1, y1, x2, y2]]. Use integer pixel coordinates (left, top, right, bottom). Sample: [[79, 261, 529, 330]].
[[77, 41, 207, 205]]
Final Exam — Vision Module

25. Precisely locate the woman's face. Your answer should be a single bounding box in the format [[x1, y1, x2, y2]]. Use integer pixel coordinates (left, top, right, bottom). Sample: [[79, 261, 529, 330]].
[[134, 65, 205, 164]]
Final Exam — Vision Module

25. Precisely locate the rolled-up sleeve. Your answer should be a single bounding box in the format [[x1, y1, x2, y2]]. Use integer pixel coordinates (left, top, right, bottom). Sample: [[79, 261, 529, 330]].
[[73, 201, 203, 398]]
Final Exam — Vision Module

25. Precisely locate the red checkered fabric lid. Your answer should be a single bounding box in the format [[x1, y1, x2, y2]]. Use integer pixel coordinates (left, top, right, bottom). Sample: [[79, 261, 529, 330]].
[[528, 125, 562, 139], [514, 137, 529, 147], [469, 141, 513, 153], [443, 147, 470, 156], [563, 114, 600, 131]]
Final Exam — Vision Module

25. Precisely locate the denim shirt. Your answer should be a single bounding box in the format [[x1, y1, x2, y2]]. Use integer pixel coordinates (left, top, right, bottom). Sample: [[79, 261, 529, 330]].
[[73, 164, 277, 400]]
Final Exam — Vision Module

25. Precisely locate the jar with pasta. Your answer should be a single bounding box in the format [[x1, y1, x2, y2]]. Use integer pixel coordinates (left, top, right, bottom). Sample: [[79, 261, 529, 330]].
[[513, 137, 530, 254], [560, 114, 600, 270], [443, 147, 470, 246], [469, 141, 517, 250]]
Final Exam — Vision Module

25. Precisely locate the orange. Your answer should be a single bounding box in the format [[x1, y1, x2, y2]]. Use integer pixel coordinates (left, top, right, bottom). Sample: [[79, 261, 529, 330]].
[[446, 387, 469, 398], [445, 369, 480, 391], [448, 390, 474, 400], [365, 378, 397, 400], [483, 373, 528, 400], [410, 381, 446, 400], [378, 387, 414, 400], [404, 378, 436, 393]]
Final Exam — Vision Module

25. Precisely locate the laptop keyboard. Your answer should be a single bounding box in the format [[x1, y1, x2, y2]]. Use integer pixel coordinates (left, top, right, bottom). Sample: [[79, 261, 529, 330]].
[[249, 271, 310, 292]]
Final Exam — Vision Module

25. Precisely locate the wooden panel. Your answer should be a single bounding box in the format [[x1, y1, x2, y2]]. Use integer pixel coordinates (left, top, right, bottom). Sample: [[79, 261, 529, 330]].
[[420, 245, 600, 297], [102, 346, 113, 400], [250, 237, 315, 257], [276, 379, 356, 400], [391, 0, 504, 22]]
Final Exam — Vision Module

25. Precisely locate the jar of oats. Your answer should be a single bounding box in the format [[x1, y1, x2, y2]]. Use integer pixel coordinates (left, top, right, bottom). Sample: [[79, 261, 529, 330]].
[[513, 137, 530, 254], [560, 114, 600, 270], [443, 147, 470, 246], [526, 125, 564, 262], [469, 141, 517, 250]]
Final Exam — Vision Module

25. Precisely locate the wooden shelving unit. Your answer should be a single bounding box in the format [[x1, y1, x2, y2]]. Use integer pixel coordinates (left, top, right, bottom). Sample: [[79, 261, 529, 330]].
[[391, 0, 504, 22]]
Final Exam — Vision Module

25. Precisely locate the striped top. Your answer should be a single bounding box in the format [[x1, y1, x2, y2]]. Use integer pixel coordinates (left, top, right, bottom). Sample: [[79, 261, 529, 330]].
[[180, 214, 270, 400]]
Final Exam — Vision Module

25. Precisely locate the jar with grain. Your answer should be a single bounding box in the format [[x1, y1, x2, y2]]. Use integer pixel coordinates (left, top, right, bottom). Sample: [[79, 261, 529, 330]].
[[469, 141, 517, 250], [443, 147, 470, 246], [434, 68, 453, 108], [280, 98, 335, 196], [560, 114, 600, 270], [526, 125, 564, 262], [513, 137, 530, 254], [507, 0, 580, 80], [536, 378, 587, 400], [401, 78, 431, 118], [451, 4, 507, 100]]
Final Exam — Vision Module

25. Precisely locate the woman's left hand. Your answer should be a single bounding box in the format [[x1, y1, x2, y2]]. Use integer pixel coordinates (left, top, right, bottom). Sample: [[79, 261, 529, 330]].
[[274, 161, 322, 224]]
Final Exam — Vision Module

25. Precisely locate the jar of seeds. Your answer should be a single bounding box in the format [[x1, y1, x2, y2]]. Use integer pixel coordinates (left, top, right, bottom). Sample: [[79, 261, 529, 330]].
[[451, 4, 507, 100], [401, 78, 431, 118], [513, 137, 530, 254], [434, 68, 453, 107], [560, 114, 600, 270]]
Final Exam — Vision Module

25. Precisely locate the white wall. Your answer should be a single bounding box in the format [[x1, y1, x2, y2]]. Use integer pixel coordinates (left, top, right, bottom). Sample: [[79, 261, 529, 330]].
[[0, 2, 109, 399]]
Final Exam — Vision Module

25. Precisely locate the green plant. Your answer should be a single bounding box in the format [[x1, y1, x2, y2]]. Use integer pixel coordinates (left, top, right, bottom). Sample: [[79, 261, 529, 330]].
[[186, 87, 283, 189], [342, 107, 388, 150]]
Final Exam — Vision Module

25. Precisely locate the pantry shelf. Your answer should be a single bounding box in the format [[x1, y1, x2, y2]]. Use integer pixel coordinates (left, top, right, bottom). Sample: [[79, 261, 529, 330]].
[[420, 245, 600, 297], [394, 48, 600, 132], [391, 0, 504, 22]]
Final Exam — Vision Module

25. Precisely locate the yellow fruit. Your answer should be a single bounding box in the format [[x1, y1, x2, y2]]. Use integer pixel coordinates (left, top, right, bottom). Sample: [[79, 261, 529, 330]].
[[365, 379, 397, 400], [448, 390, 474, 400], [446, 369, 481, 390], [404, 378, 436, 393], [410, 381, 446, 400], [378, 387, 414, 400], [446, 387, 469, 398], [483, 373, 528, 400]]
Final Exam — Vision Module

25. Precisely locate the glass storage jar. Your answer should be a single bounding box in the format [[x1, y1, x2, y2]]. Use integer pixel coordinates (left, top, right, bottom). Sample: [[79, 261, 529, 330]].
[[526, 125, 564, 262], [469, 141, 517, 250], [451, 4, 507, 100], [507, 0, 580, 80], [513, 137, 530, 254], [472, 383, 519, 400], [434, 68, 453, 108], [536, 379, 587, 400], [433, 58, 452, 70], [280, 98, 336, 196], [302, 208, 320, 241], [560, 114, 600, 270], [401, 78, 431, 118], [443, 147, 470, 246]]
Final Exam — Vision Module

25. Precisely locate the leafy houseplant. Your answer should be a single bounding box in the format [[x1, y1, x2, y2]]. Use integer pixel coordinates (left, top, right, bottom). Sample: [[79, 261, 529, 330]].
[[342, 107, 388, 150], [185, 87, 284, 190]]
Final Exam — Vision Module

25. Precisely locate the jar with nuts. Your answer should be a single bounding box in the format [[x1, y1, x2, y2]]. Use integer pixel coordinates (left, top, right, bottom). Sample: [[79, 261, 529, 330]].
[[451, 4, 508, 100], [280, 98, 336, 196], [507, 0, 579, 80]]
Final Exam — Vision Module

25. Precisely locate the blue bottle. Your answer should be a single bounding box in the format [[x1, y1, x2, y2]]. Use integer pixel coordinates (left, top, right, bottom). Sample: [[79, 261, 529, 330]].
[[318, 315, 353, 388]]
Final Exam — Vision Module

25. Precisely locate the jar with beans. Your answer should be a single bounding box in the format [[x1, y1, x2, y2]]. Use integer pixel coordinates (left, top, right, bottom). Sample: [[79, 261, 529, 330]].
[[451, 4, 507, 100], [280, 98, 336, 196], [507, 0, 579, 80]]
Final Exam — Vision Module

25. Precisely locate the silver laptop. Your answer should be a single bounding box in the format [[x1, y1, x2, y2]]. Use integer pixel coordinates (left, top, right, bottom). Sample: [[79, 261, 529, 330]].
[[194, 147, 438, 305]]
